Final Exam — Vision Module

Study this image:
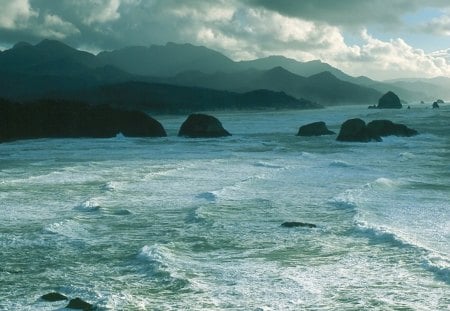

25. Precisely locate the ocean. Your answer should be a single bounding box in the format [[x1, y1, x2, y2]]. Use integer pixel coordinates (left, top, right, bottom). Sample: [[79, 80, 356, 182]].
[[0, 104, 449, 310]]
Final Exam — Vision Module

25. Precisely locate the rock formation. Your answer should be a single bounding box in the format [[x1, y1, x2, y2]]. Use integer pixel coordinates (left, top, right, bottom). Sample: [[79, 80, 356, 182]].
[[0, 99, 166, 142], [281, 222, 317, 228], [297, 121, 335, 136], [41, 292, 68, 302], [367, 120, 418, 137], [66, 297, 95, 310], [178, 114, 231, 138], [337, 118, 418, 142], [336, 118, 381, 142], [376, 91, 402, 109]]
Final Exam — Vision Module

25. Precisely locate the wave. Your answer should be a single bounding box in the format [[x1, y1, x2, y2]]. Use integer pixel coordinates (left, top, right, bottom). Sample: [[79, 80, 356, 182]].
[[137, 244, 190, 290], [253, 161, 284, 169], [328, 189, 361, 209], [102, 181, 120, 191], [354, 221, 450, 285], [74, 198, 102, 212], [43, 219, 91, 240], [195, 191, 218, 202], [329, 160, 351, 168]]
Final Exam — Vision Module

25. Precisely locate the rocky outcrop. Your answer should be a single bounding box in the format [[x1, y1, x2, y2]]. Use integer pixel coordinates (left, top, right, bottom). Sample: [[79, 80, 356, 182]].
[[41, 292, 68, 302], [337, 118, 418, 142], [66, 297, 95, 310], [281, 222, 317, 228], [0, 99, 166, 142], [178, 114, 231, 138], [297, 121, 335, 136], [432, 101, 440, 109], [367, 120, 418, 137], [376, 91, 402, 109], [336, 118, 381, 142]]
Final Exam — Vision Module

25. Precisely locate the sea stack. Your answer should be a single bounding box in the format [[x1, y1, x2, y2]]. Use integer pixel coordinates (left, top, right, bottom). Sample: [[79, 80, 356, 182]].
[[178, 114, 231, 138], [336, 118, 381, 142], [377, 91, 402, 109], [297, 121, 335, 136]]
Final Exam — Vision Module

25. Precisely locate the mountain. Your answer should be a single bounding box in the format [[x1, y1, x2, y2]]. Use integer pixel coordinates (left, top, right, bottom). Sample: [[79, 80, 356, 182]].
[[0, 39, 102, 75], [0, 39, 423, 110], [58, 81, 321, 113], [384, 76, 450, 101], [166, 67, 382, 105], [0, 40, 319, 113], [97, 42, 238, 76], [0, 40, 137, 100], [239, 56, 350, 80], [97, 42, 422, 102]]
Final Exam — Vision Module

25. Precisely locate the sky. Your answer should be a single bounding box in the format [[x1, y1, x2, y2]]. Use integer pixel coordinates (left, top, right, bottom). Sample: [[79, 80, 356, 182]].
[[1, 0, 450, 80]]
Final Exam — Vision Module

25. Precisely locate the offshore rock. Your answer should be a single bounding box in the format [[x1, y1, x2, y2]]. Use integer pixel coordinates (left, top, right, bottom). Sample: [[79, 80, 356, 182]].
[[178, 114, 231, 138], [0, 99, 167, 142], [377, 91, 402, 109], [66, 297, 95, 310], [367, 120, 418, 137], [297, 121, 335, 136], [281, 222, 317, 228], [41, 292, 68, 301], [336, 118, 381, 142]]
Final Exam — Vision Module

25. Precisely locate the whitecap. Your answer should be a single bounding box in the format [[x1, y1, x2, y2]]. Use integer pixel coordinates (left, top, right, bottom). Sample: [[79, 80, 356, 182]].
[[253, 161, 284, 169], [399, 152, 415, 161], [329, 160, 351, 168], [43, 219, 90, 240], [195, 192, 217, 202], [74, 199, 101, 212], [137, 244, 190, 290], [369, 177, 401, 189], [102, 181, 120, 191], [421, 256, 450, 284], [328, 190, 361, 209]]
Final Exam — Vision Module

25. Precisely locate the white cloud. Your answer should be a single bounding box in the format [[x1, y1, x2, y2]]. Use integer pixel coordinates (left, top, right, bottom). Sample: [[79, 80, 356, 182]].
[[35, 14, 80, 39], [421, 14, 450, 36], [326, 30, 450, 79], [0, 0, 37, 29], [83, 0, 121, 25]]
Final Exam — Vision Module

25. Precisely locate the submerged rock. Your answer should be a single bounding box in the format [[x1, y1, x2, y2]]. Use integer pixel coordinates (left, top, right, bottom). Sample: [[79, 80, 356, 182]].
[[367, 120, 418, 137], [66, 297, 95, 310], [376, 91, 402, 109], [41, 292, 68, 301], [336, 118, 381, 142], [281, 222, 317, 228], [297, 121, 335, 136], [178, 114, 231, 138]]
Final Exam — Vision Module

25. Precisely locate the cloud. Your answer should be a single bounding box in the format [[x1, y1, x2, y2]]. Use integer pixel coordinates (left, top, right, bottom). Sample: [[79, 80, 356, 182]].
[[243, 0, 450, 28], [1, 0, 450, 79], [0, 0, 37, 29], [421, 14, 450, 36], [329, 30, 450, 79]]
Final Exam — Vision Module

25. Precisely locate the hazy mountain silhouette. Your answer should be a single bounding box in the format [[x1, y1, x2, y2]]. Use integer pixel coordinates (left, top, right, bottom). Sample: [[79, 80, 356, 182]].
[[0, 39, 427, 111], [385, 76, 450, 100], [166, 66, 382, 105], [97, 42, 238, 76], [57, 81, 320, 113], [97, 41, 424, 102]]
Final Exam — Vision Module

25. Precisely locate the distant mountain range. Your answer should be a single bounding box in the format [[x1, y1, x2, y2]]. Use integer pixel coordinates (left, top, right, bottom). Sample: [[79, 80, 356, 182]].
[[0, 39, 446, 113]]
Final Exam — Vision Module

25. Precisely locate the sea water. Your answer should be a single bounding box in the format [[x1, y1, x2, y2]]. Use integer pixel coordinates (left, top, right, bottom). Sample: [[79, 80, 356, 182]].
[[0, 105, 449, 310]]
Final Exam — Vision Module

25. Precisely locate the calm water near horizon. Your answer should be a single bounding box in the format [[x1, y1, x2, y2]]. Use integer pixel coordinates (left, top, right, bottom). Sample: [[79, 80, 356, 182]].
[[1, 104, 449, 310]]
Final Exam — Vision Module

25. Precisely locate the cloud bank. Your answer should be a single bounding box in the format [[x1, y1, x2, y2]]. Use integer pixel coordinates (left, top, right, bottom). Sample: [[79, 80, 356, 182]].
[[1, 0, 450, 79]]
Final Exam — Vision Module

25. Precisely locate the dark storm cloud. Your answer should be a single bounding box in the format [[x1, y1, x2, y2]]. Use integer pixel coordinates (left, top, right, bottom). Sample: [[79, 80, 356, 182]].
[[243, 0, 450, 27], [1, 0, 450, 78]]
